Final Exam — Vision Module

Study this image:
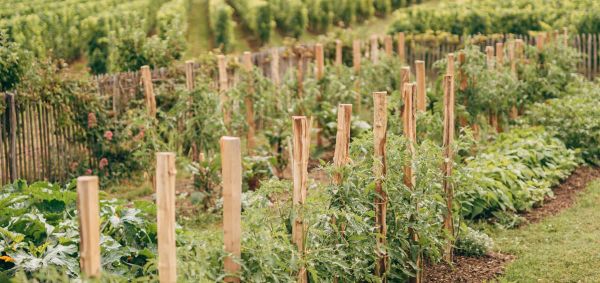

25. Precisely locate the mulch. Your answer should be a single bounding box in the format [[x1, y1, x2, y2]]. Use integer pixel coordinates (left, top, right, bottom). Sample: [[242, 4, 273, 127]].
[[424, 166, 600, 283]]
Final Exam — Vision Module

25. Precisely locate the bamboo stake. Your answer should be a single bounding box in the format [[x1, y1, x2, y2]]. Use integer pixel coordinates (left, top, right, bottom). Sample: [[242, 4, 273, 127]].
[[371, 35, 379, 63], [77, 176, 101, 278], [373, 91, 388, 280], [220, 137, 242, 283], [333, 104, 352, 184], [242, 52, 256, 154], [447, 53, 455, 76], [217, 55, 231, 126], [315, 43, 324, 80], [415, 61, 426, 112], [271, 49, 280, 87], [185, 60, 194, 91], [140, 66, 157, 117], [335, 40, 343, 66], [292, 116, 310, 283], [536, 33, 545, 51], [442, 75, 455, 263], [156, 152, 177, 283], [353, 40, 362, 72], [384, 35, 393, 57], [403, 83, 422, 283], [397, 32, 406, 63]]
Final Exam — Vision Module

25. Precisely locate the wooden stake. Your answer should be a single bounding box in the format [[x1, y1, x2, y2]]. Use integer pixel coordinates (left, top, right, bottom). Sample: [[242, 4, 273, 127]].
[[292, 116, 310, 283], [371, 35, 379, 63], [403, 83, 422, 283], [442, 75, 455, 263], [496, 42, 504, 66], [509, 41, 519, 120], [156, 152, 177, 283], [271, 49, 280, 87], [333, 104, 352, 184], [397, 32, 406, 63], [6, 93, 17, 182], [315, 43, 324, 80], [185, 60, 194, 91], [242, 52, 256, 153], [485, 46, 495, 69], [536, 33, 545, 51], [515, 39, 524, 59], [335, 40, 343, 66], [447, 53, 455, 76], [77, 176, 101, 278], [141, 66, 157, 117], [217, 55, 231, 126], [373, 92, 388, 279], [415, 61, 426, 112], [400, 67, 411, 117], [297, 52, 305, 98], [220, 137, 242, 282], [353, 40, 361, 72], [384, 35, 393, 57]]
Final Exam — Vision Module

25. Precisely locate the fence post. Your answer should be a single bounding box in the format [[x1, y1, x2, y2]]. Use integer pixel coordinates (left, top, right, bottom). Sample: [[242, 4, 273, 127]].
[[335, 40, 343, 66], [536, 33, 545, 51], [373, 91, 388, 279], [77, 176, 101, 278], [447, 53, 455, 76], [397, 32, 405, 63], [509, 41, 519, 119], [220, 137, 242, 283], [496, 42, 504, 65], [156, 152, 177, 283], [271, 49, 280, 87], [384, 35, 393, 57], [217, 55, 231, 127], [485, 46, 495, 69], [140, 66, 157, 117], [403, 83, 422, 283], [242, 52, 256, 153], [371, 35, 379, 63], [185, 60, 195, 91], [6, 93, 17, 182], [442, 75, 455, 263], [292, 116, 310, 283], [415, 61, 426, 112], [353, 40, 362, 72], [333, 104, 352, 184], [315, 43, 324, 80]]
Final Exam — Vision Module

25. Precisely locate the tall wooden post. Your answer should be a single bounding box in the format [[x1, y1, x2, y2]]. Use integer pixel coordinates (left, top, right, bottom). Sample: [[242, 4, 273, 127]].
[[220, 137, 242, 283], [185, 60, 194, 91], [217, 55, 231, 126], [77, 176, 101, 278], [141, 66, 157, 117], [6, 93, 17, 182], [242, 52, 256, 153], [335, 40, 343, 66], [271, 49, 280, 87], [371, 35, 379, 63], [415, 61, 426, 112], [509, 41, 519, 119], [447, 53, 455, 76], [485, 46, 495, 69], [496, 42, 504, 65], [442, 75, 455, 263], [156, 152, 177, 283], [353, 40, 362, 72], [397, 32, 405, 63], [403, 83, 422, 283], [373, 92, 388, 280], [384, 35, 393, 57], [333, 104, 352, 184], [315, 43, 325, 80], [292, 116, 310, 283], [536, 33, 546, 51]]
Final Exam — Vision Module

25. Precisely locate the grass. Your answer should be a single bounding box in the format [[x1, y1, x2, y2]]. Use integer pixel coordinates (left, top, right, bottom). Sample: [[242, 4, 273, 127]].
[[492, 180, 600, 282]]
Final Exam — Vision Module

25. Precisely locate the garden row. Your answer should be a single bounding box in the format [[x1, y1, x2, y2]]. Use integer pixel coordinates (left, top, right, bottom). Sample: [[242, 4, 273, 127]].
[[0, 0, 188, 74], [3, 33, 599, 281], [390, 0, 600, 35], [208, 0, 428, 51]]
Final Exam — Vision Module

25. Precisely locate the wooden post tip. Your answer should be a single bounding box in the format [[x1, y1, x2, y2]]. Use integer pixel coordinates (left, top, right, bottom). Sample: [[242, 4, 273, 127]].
[[77, 176, 99, 183], [220, 136, 240, 142], [156, 152, 176, 158]]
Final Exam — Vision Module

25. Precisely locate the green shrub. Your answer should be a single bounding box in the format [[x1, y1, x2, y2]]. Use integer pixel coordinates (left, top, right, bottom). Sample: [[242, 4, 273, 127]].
[[455, 227, 494, 257], [209, 0, 236, 51], [0, 31, 29, 92]]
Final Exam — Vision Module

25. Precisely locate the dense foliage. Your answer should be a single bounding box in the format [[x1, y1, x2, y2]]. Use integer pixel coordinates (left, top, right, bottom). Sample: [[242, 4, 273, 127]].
[[390, 0, 600, 35]]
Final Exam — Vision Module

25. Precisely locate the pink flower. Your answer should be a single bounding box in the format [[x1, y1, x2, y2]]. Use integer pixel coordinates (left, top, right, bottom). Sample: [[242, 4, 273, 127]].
[[85, 169, 93, 175], [99, 158, 109, 170], [104, 130, 113, 141]]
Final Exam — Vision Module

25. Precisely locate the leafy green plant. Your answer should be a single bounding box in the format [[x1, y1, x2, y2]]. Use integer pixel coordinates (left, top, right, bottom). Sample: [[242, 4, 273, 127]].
[[455, 226, 493, 257]]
